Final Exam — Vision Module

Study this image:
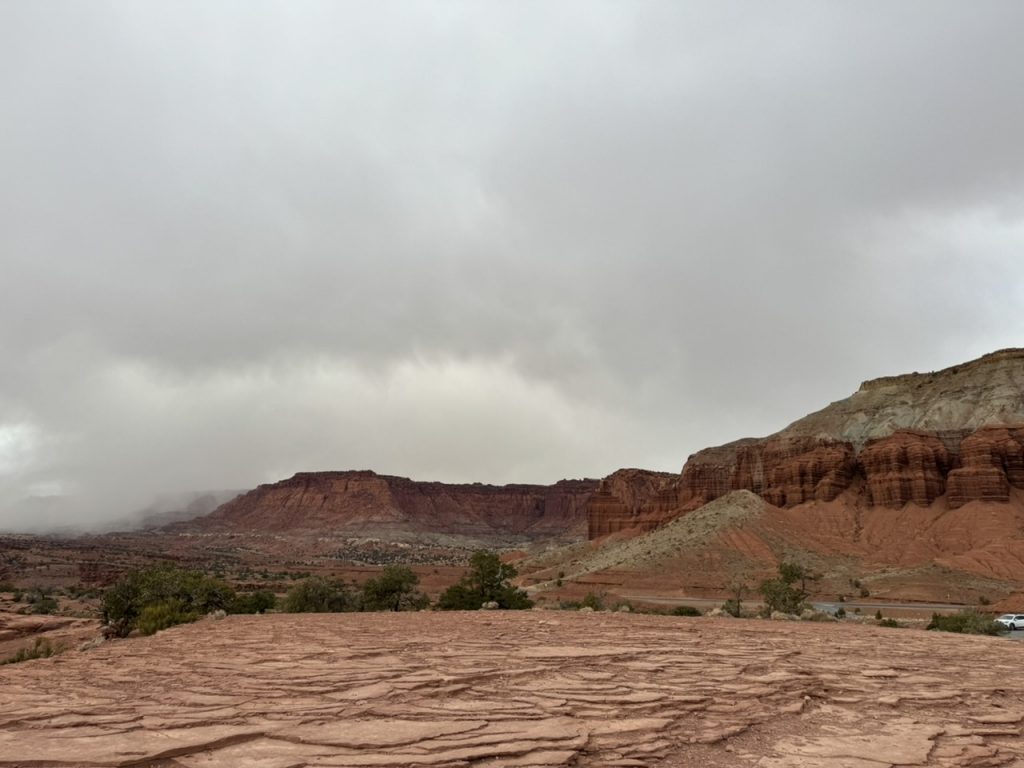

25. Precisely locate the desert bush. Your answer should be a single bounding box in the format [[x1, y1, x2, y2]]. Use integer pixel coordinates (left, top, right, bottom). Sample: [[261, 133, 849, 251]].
[[26, 590, 59, 615], [671, 605, 702, 617], [282, 577, 352, 613], [721, 598, 744, 617], [759, 562, 814, 615], [361, 566, 429, 612], [1, 638, 63, 665], [978, 595, 991, 606], [580, 592, 604, 611], [860, 587, 871, 598], [875, 609, 883, 620], [137, 599, 196, 635], [878, 618, 900, 628], [835, 606, 846, 619], [229, 590, 277, 615], [102, 566, 236, 636], [437, 551, 533, 610], [926, 610, 1005, 636]]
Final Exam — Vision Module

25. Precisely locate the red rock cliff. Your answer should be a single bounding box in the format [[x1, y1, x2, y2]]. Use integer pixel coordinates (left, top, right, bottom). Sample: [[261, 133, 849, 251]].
[[194, 471, 599, 540], [586, 469, 680, 538], [590, 350, 1024, 538]]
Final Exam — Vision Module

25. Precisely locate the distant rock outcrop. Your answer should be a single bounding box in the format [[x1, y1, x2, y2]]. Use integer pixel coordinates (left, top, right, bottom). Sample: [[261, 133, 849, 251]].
[[189, 471, 599, 541], [585, 469, 679, 538], [592, 349, 1024, 538], [674, 349, 1024, 517]]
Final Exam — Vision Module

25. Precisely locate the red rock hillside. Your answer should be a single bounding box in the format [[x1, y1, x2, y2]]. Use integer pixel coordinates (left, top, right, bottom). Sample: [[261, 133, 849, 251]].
[[589, 349, 1024, 538], [190, 471, 600, 541]]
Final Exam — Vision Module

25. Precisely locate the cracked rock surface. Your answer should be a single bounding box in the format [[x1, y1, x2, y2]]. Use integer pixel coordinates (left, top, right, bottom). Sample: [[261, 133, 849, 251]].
[[1, 613, 1021, 767]]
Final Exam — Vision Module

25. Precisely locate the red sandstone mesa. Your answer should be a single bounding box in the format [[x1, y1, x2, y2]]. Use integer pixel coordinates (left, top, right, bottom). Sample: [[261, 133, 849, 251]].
[[190, 470, 599, 540]]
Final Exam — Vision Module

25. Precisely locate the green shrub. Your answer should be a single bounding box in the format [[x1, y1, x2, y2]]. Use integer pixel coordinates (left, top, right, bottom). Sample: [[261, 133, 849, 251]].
[[878, 618, 900, 628], [27, 594, 59, 615], [835, 607, 846, 619], [722, 598, 743, 617], [102, 566, 236, 636], [229, 590, 277, 615], [926, 610, 1005, 636], [671, 605, 702, 617], [361, 566, 429, 612], [860, 587, 871, 598], [759, 562, 814, 615], [437, 551, 533, 610], [137, 599, 196, 635], [875, 609, 883, 620], [581, 592, 604, 611], [282, 577, 352, 613], [1, 638, 63, 665]]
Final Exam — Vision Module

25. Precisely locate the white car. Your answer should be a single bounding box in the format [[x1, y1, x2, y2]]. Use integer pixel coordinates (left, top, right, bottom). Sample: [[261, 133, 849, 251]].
[[995, 614, 1024, 631]]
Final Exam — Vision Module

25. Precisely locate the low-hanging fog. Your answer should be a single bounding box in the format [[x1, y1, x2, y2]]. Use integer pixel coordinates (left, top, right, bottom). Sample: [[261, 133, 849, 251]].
[[2, 2, 1024, 530]]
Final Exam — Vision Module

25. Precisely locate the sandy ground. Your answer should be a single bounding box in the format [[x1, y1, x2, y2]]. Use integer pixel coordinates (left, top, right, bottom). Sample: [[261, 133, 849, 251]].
[[1, 612, 1022, 767]]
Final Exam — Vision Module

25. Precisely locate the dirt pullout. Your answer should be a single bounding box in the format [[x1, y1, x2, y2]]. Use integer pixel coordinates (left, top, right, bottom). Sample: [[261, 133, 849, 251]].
[[1, 611, 1021, 767]]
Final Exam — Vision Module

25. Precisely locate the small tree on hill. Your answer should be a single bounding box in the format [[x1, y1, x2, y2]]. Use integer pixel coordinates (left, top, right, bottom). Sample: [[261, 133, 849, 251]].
[[438, 551, 533, 610]]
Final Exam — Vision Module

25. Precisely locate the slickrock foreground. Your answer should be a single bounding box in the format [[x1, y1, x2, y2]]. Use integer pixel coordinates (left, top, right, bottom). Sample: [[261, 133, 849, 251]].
[[1, 613, 1022, 767]]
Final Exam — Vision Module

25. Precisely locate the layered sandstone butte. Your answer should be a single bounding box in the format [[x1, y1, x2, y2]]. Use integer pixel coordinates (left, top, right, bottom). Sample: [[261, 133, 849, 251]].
[[589, 349, 1024, 539], [191, 471, 599, 540], [673, 349, 1024, 519], [586, 469, 680, 538]]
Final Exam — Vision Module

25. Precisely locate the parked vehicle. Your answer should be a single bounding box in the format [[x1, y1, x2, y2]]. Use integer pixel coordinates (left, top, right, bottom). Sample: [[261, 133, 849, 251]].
[[995, 613, 1024, 631]]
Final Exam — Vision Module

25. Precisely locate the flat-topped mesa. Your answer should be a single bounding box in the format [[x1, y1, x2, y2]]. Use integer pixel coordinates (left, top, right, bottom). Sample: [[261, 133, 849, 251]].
[[194, 470, 600, 540], [673, 349, 1024, 520], [586, 469, 680, 538]]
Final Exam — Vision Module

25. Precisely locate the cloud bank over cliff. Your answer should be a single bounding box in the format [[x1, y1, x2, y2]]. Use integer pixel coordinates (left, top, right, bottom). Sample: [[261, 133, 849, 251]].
[[2, 2, 1024, 528]]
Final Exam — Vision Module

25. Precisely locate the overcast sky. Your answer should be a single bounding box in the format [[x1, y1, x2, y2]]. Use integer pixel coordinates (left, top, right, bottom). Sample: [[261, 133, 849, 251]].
[[2, 2, 1024, 530]]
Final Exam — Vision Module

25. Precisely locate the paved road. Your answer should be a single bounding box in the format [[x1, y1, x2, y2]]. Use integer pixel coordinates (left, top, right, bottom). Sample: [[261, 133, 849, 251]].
[[620, 594, 973, 612], [620, 593, 1024, 638]]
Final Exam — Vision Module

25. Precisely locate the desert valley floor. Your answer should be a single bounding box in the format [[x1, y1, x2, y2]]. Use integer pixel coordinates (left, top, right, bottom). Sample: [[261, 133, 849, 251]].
[[1, 612, 1022, 768]]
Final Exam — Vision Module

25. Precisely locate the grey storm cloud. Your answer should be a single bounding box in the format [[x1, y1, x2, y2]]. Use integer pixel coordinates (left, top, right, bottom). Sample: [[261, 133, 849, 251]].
[[2, 1, 1024, 529]]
